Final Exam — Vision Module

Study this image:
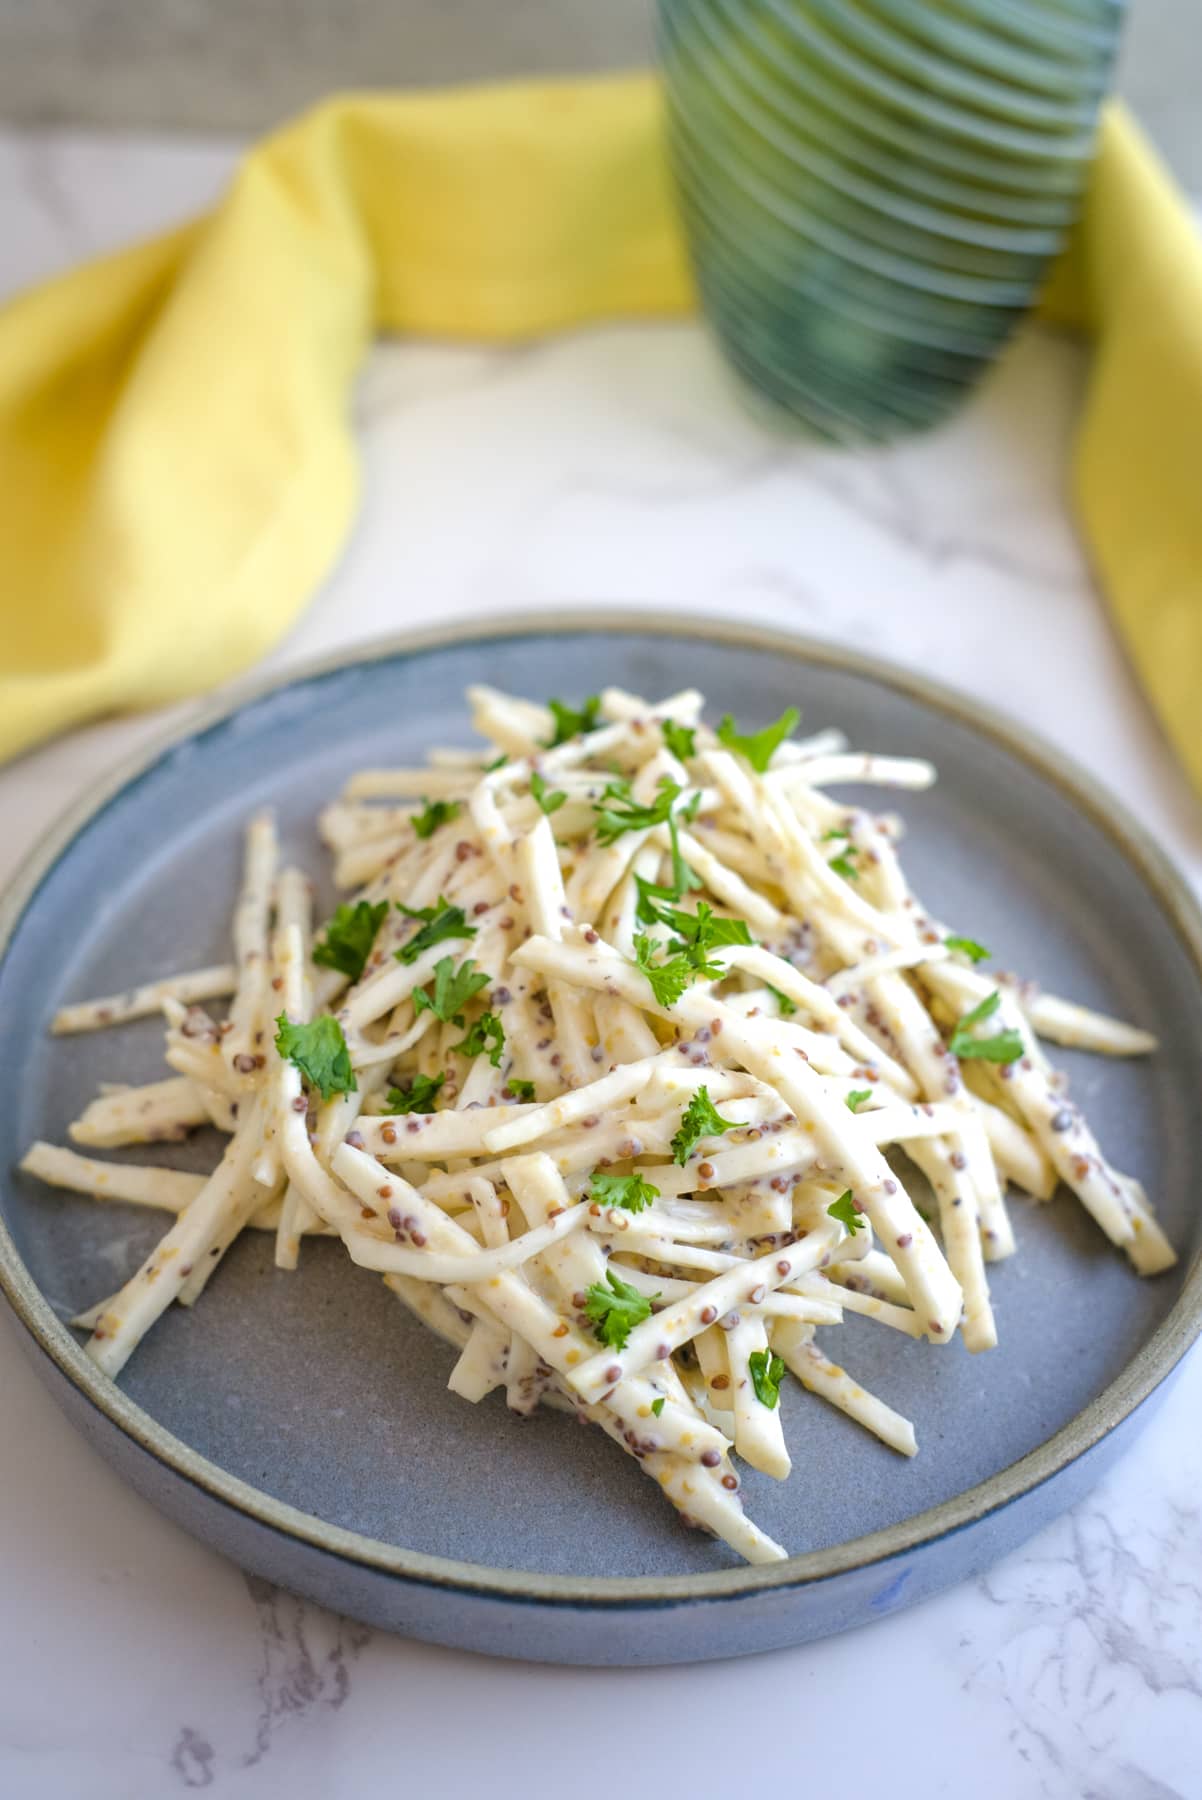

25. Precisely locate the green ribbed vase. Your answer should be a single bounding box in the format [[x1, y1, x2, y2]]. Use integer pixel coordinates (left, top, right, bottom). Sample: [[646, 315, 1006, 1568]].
[[657, 0, 1125, 439]]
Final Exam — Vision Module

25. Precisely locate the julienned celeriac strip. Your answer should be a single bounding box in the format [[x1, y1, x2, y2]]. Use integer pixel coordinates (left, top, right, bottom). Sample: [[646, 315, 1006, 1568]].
[[20, 684, 1175, 1566]]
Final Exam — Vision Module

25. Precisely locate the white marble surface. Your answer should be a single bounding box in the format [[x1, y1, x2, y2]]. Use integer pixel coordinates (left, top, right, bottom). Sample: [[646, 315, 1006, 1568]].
[[1, 131, 1200, 1800]]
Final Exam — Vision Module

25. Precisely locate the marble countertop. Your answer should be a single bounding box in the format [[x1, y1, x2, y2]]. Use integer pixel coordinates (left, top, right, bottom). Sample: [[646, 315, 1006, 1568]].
[[1, 130, 1200, 1800]]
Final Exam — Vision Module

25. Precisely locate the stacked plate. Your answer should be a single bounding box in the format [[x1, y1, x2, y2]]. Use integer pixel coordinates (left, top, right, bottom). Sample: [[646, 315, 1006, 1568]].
[[657, 0, 1125, 439]]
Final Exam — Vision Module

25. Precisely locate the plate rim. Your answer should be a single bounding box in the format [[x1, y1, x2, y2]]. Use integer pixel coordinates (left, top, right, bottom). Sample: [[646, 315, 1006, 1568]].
[[2, 606, 1200, 1608]]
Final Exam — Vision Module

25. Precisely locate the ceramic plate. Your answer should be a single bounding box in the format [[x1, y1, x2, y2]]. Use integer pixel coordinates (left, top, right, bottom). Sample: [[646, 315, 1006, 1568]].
[[2, 614, 1199, 1664]]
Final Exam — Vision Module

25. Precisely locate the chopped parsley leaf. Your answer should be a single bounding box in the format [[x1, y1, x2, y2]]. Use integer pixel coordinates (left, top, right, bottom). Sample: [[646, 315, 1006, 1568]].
[[505, 1078, 536, 1102], [828, 852, 859, 882], [453, 1009, 505, 1068], [948, 991, 1023, 1064], [668, 794, 703, 900], [412, 957, 492, 1025], [662, 719, 697, 761], [766, 983, 797, 1016], [545, 696, 602, 748], [530, 770, 568, 817], [663, 899, 754, 961], [312, 899, 388, 984], [584, 1269, 656, 1349], [650, 1397, 666, 1418], [945, 935, 990, 964], [412, 798, 461, 840], [589, 1170, 660, 1213], [671, 1086, 736, 1165], [632, 933, 699, 1007], [716, 706, 800, 773], [821, 827, 850, 842], [748, 1348, 786, 1409], [484, 752, 508, 772], [395, 895, 476, 965], [827, 1189, 864, 1235], [385, 1072, 445, 1114], [593, 776, 681, 845], [845, 1088, 873, 1113], [274, 1014, 356, 1101]]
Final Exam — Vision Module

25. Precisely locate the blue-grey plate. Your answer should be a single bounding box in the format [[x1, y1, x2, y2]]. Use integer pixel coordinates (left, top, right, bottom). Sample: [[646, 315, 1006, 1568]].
[[2, 614, 1200, 1665]]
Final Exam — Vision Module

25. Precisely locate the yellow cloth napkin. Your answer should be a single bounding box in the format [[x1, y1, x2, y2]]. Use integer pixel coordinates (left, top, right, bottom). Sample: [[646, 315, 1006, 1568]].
[[1, 76, 1200, 786]]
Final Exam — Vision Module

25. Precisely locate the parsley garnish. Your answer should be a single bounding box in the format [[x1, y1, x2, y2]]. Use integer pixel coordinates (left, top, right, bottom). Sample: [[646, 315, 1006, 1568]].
[[650, 1397, 666, 1418], [545, 696, 602, 748], [454, 1010, 505, 1068], [671, 1086, 736, 1165], [641, 898, 754, 966], [945, 935, 990, 964], [633, 933, 713, 1006], [716, 706, 800, 773], [662, 720, 697, 761], [828, 853, 859, 882], [766, 984, 797, 1016], [668, 792, 702, 899], [635, 874, 684, 924], [274, 1014, 356, 1101], [412, 957, 492, 1025], [594, 776, 682, 845], [827, 1190, 864, 1235], [947, 992, 1023, 1064], [505, 1078, 536, 1102], [748, 1348, 786, 1409], [395, 895, 476, 965], [530, 770, 568, 817], [385, 1072, 445, 1114], [484, 752, 508, 772], [412, 798, 461, 840], [634, 814, 703, 919], [312, 899, 388, 984], [589, 1170, 659, 1213], [845, 1088, 873, 1113], [821, 827, 850, 842], [584, 1269, 656, 1349]]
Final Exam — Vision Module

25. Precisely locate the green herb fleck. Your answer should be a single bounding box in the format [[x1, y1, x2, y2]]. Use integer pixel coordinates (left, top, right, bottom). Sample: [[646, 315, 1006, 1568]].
[[593, 776, 681, 845], [385, 1072, 445, 1114], [584, 1269, 656, 1349], [650, 1397, 666, 1418], [395, 895, 476, 965], [412, 957, 492, 1025], [484, 752, 508, 772], [632, 933, 700, 1008], [821, 827, 850, 842], [545, 696, 602, 748], [312, 899, 388, 984], [668, 794, 703, 900], [662, 720, 697, 762], [828, 853, 859, 882], [589, 1170, 660, 1213], [412, 798, 461, 840], [530, 770, 568, 817], [274, 1014, 356, 1101], [641, 897, 754, 966], [945, 935, 990, 964], [827, 1189, 864, 1236], [748, 1348, 787, 1409], [845, 1088, 873, 1113], [671, 1086, 737, 1165], [716, 707, 800, 773], [453, 1010, 505, 1068], [505, 1078, 536, 1102], [766, 984, 797, 1017], [948, 991, 1023, 1064]]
